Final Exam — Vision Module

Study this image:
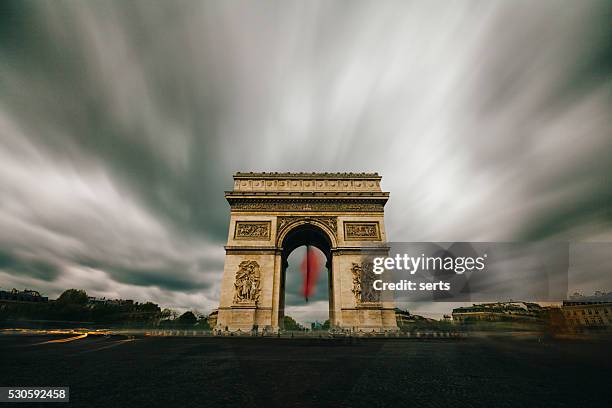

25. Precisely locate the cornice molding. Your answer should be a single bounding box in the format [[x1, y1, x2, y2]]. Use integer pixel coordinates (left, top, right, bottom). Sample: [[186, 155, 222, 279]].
[[227, 198, 387, 212], [225, 191, 389, 198], [234, 172, 381, 180]]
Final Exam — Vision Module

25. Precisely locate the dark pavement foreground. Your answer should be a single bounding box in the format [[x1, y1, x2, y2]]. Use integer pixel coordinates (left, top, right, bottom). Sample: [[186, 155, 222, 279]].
[[1, 335, 610, 407]]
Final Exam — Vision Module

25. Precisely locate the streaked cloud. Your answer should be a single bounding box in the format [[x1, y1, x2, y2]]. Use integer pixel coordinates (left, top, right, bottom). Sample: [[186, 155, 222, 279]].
[[0, 1, 609, 317]]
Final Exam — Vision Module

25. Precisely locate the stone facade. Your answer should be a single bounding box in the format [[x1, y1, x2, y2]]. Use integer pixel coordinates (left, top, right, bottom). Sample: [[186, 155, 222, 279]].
[[216, 172, 397, 333]]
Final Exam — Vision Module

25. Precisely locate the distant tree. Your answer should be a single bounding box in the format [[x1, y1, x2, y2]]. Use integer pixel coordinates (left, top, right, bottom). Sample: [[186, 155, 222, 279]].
[[191, 309, 205, 319], [195, 317, 211, 330], [177, 311, 197, 325], [160, 308, 175, 320], [283, 315, 304, 331], [140, 302, 161, 313], [57, 289, 88, 305]]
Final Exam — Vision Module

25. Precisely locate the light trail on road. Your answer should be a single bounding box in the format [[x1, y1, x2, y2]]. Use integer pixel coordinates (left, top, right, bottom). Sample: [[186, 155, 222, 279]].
[[34, 333, 89, 345]]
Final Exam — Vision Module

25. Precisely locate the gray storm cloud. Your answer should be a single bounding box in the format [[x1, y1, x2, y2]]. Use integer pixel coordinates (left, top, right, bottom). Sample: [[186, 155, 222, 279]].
[[0, 0, 610, 318]]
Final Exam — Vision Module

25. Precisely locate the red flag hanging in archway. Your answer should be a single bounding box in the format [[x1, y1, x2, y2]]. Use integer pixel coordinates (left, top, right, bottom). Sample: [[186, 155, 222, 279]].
[[300, 246, 321, 301]]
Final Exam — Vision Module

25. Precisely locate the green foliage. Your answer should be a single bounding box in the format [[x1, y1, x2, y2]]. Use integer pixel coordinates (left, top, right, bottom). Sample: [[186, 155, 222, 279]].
[[0, 289, 166, 326], [57, 289, 88, 305], [141, 302, 161, 313], [160, 308, 174, 319], [283, 315, 304, 331], [195, 318, 211, 330], [177, 311, 197, 325]]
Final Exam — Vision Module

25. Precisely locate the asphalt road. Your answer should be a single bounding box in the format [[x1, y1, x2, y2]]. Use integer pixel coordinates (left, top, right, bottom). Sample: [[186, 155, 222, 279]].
[[1, 334, 610, 407]]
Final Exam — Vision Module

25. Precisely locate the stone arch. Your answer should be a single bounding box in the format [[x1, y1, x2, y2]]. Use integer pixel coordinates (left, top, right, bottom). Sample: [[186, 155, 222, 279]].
[[276, 217, 338, 251], [277, 221, 335, 328], [216, 172, 397, 333]]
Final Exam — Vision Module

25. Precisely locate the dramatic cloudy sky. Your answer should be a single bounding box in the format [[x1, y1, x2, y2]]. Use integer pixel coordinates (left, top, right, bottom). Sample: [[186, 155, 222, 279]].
[[0, 1, 610, 322]]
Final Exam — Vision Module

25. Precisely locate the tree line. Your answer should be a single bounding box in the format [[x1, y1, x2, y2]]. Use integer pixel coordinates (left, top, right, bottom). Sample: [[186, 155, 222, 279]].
[[0, 288, 211, 328]]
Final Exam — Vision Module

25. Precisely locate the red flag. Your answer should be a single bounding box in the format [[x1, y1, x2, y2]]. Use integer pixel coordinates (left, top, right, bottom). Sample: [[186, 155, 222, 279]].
[[300, 246, 321, 301]]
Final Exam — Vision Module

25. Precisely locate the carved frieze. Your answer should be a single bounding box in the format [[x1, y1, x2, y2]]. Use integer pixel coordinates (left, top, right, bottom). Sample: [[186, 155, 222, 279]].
[[344, 221, 381, 240], [232, 172, 382, 192], [228, 199, 385, 213], [233, 260, 261, 304], [234, 221, 271, 240], [351, 262, 380, 304]]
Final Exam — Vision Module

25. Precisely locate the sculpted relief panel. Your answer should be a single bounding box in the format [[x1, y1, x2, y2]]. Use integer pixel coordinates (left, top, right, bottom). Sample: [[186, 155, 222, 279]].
[[234, 221, 271, 240], [351, 262, 380, 304], [344, 222, 381, 241], [233, 260, 261, 304]]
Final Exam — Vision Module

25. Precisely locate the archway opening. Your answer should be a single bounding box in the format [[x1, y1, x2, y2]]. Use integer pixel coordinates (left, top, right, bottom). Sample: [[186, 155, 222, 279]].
[[280, 224, 333, 330]]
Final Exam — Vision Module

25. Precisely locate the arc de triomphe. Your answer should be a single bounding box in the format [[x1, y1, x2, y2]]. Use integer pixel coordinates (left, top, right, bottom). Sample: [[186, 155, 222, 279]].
[[216, 172, 397, 332]]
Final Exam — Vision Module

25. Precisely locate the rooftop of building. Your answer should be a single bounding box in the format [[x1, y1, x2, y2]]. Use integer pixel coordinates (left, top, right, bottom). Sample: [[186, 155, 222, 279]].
[[0, 288, 44, 297], [233, 172, 381, 179], [567, 291, 612, 302], [452, 302, 542, 313]]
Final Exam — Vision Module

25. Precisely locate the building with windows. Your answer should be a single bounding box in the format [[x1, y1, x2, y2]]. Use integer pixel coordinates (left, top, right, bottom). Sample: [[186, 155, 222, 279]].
[[452, 302, 542, 323], [561, 293, 612, 331], [0, 288, 48, 302], [394, 308, 434, 329], [87, 296, 134, 306]]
